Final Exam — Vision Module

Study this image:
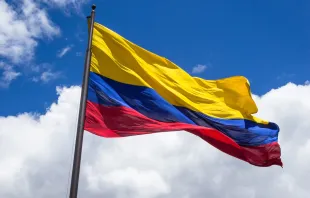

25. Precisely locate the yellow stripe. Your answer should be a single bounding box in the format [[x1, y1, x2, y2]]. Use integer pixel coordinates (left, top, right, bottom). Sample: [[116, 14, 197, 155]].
[[90, 22, 267, 124]]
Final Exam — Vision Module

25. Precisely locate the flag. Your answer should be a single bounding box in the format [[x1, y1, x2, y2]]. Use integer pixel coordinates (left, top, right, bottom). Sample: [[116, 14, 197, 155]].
[[84, 22, 282, 167]]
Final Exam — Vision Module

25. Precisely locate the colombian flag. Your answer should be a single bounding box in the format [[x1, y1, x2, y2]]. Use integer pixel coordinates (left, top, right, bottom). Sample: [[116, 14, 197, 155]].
[[84, 22, 282, 167]]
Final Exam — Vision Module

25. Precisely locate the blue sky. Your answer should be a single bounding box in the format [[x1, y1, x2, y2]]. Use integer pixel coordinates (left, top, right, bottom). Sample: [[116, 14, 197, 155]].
[[0, 0, 309, 116]]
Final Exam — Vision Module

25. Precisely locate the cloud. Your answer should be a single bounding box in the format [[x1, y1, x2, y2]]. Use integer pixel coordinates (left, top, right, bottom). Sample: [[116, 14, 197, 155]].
[[1, 82, 310, 198], [40, 70, 61, 82], [41, 0, 88, 10], [0, 0, 60, 64], [29, 63, 62, 84], [32, 70, 62, 83], [0, 62, 21, 88], [57, 45, 72, 58], [76, 52, 83, 57], [192, 64, 207, 74], [276, 72, 296, 80]]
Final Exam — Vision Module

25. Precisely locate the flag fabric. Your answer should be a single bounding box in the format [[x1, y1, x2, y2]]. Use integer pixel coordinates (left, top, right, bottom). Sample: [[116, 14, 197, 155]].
[[84, 22, 282, 167]]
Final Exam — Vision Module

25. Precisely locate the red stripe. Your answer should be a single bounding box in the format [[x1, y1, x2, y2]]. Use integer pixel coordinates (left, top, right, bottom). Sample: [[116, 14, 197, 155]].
[[84, 101, 282, 167]]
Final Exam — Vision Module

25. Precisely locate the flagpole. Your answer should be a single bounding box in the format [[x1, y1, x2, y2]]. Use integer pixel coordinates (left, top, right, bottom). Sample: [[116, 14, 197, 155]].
[[69, 4, 96, 198]]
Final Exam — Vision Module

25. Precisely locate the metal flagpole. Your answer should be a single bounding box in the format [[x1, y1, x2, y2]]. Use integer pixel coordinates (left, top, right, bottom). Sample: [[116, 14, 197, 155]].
[[69, 4, 96, 198]]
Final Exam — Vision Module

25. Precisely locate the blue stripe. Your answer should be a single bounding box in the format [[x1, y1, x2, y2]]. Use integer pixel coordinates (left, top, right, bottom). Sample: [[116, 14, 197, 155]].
[[87, 72, 279, 146], [88, 72, 196, 125]]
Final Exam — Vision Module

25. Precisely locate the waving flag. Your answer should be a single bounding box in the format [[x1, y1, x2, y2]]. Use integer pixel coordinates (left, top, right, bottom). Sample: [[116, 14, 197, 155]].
[[84, 22, 282, 167]]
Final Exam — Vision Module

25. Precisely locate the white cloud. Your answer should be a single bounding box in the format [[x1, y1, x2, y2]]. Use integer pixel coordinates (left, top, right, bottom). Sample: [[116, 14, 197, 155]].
[[87, 167, 170, 198], [76, 52, 83, 57], [0, 0, 87, 87], [57, 45, 73, 58], [32, 70, 61, 83], [0, 0, 60, 64], [0, 62, 21, 88], [1, 83, 310, 198], [30, 63, 61, 83], [40, 70, 61, 82], [276, 72, 296, 80], [29, 63, 51, 73], [41, 0, 88, 9], [192, 64, 207, 74]]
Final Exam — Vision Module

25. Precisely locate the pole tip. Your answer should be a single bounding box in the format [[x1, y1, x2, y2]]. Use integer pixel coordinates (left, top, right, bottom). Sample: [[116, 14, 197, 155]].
[[92, 4, 96, 10]]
